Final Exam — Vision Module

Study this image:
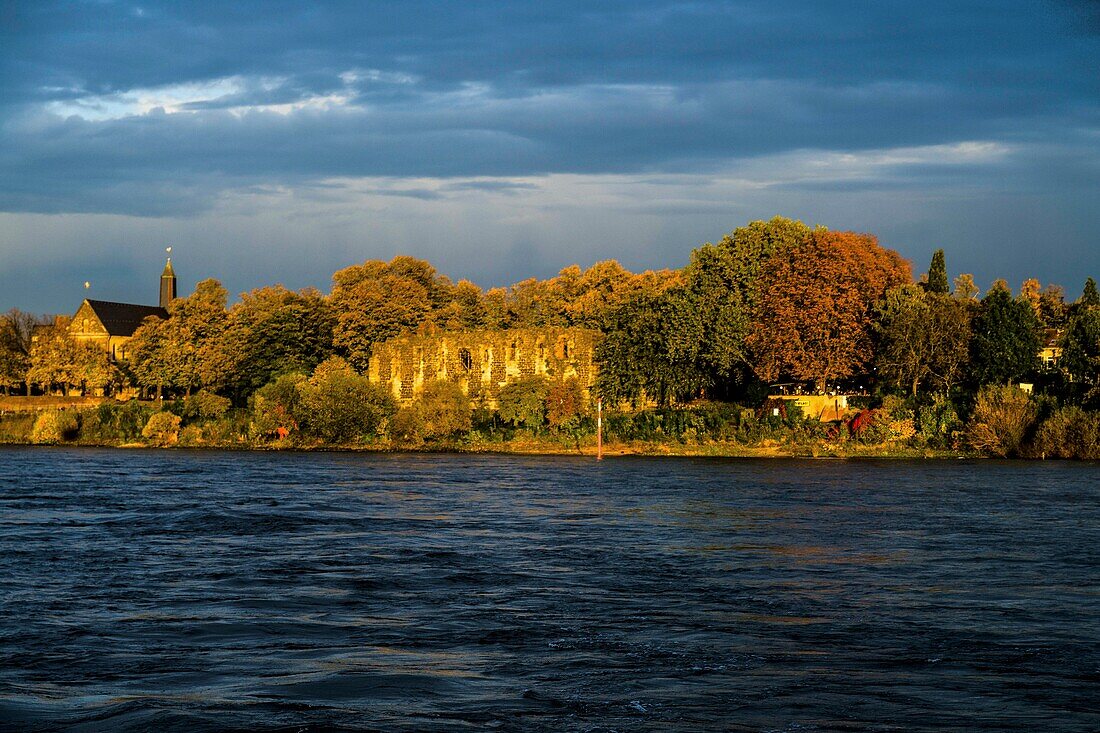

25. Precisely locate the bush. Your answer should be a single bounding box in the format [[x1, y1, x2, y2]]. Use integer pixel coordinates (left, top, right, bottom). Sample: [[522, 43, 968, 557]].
[[966, 385, 1038, 457], [142, 411, 182, 446], [178, 425, 204, 447], [547, 378, 588, 431], [1030, 407, 1100, 459], [390, 380, 472, 442], [498, 376, 550, 431], [31, 410, 80, 443], [296, 358, 394, 443], [182, 390, 231, 422], [85, 400, 155, 441], [915, 393, 963, 449], [250, 373, 307, 440]]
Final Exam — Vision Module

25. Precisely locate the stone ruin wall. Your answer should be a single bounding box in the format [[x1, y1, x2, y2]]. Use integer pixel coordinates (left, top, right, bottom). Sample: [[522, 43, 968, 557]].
[[367, 328, 601, 407]]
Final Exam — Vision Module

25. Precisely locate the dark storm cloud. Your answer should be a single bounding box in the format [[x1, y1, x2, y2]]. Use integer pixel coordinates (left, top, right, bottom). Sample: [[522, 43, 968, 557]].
[[0, 0, 1098, 311], [1, 0, 1097, 214]]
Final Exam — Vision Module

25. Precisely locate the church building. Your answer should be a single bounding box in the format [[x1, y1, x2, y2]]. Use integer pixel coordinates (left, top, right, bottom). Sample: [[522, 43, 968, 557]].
[[68, 258, 176, 361]]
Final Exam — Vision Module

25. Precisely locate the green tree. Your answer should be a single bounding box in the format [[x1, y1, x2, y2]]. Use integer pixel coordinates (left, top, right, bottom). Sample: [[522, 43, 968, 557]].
[[250, 372, 308, 439], [223, 286, 333, 398], [874, 286, 971, 396], [683, 242, 750, 385], [1080, 277, 1100, 308], [390, 381, 472, 441], [926, 249, 949, 294], [968, 288, 1041, 386], [296, 357, 395, 443], [1059, 308, 1100, 387], [596, 288, 708, 406], [497, 376, 551, 430]]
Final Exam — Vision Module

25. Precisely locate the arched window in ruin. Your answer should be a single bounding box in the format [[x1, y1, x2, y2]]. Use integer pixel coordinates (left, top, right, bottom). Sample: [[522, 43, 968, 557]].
[[459, 348, 473, 371], [509, 341, 517, 361]]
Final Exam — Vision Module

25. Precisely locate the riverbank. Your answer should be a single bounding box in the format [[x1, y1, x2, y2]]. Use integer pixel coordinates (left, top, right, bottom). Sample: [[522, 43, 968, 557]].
[[0, 425, 969, 459], [5, 396, 1094, 459]]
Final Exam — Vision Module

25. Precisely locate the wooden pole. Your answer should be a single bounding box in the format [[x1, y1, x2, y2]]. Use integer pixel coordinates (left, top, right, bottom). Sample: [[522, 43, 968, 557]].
[[597, 398, 603, 461]]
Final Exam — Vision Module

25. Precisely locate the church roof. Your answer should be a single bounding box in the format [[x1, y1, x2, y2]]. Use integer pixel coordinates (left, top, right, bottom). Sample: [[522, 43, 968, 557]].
[[84, 300, 168, 337], [162, 258, 176, 277]]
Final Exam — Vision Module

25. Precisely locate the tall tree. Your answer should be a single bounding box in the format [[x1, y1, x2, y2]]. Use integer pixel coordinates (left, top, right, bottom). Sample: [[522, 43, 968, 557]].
[[128, 279, 228, 397], [0, 309, 47, 394], [968, 288, 1041, 386], [927, 249, 949, 294], [1081, 277, 1100, 308], [1038, 284, 1069, 331], [330, 257, 453, 370], [596, 288, 708, 406], [1059, 307, 1100, 387], [223, 286, 334, 397], [874, 286, 971, 396], [747, 230, 911, 391], [26, 318, 80, 396]]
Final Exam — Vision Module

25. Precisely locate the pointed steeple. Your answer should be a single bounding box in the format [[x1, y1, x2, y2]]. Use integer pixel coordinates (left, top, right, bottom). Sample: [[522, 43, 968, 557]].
[[160, 257, 177, 308]]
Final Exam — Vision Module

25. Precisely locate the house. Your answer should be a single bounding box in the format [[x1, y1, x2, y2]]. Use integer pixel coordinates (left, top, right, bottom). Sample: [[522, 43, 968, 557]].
[[67, 258, 176, 361], [1039, 330, 1063, 370]]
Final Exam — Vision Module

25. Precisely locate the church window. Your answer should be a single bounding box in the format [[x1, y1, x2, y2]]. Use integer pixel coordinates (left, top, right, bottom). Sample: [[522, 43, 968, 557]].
[[459, 348, 473, 371]]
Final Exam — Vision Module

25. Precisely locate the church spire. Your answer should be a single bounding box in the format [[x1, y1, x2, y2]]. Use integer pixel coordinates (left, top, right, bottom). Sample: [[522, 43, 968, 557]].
[[160, 256, 177, 308]]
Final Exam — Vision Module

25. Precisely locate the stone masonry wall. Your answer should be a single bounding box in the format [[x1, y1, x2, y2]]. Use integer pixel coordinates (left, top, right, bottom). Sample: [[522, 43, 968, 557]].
[[367, 327, 601, 407]]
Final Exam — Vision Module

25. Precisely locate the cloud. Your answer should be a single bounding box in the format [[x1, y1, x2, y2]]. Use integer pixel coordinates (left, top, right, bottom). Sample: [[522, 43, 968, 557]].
[[0, 0, 1098, 309]]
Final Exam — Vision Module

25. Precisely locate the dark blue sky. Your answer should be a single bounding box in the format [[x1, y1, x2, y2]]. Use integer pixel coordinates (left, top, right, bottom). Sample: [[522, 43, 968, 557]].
[[2, 0, 1098, 312]]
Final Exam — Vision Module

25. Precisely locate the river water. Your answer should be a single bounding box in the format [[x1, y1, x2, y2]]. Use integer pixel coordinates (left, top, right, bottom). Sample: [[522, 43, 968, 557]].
[[0, 448, 1097, 732]]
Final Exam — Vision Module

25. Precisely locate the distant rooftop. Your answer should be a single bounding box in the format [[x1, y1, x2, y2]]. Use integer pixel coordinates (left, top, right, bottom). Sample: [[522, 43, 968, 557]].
[[84, 299, 168, 337]]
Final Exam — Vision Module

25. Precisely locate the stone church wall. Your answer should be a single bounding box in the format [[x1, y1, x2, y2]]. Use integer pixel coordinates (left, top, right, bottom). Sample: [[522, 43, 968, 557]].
[[367, 328, 601, 406]]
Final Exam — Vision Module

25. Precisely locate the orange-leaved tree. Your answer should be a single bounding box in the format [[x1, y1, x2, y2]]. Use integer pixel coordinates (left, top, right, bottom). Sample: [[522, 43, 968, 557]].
[[747, 230, 911, 392]]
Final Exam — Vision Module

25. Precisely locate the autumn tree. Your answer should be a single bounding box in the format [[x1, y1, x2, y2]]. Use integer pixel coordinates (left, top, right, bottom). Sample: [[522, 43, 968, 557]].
[[26, 318, 81, 395], [128, 279, 229, 397], [926, 249, 949, 294], [953, 273, 980, 301], [330, 256, 455, 370], [1020, 278, 1042, 319], [747, 230, 911, 391], [967, 287, 1041, 386], [874, 285, 971, 396]]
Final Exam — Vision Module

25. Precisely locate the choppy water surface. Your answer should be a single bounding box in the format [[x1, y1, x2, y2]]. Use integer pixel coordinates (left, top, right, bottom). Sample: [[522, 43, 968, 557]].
[[0, 449, 1098, 732]]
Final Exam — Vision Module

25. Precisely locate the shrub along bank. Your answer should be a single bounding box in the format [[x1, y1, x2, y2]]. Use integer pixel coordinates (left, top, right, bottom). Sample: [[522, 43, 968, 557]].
[[2, 373, 1097, 458]]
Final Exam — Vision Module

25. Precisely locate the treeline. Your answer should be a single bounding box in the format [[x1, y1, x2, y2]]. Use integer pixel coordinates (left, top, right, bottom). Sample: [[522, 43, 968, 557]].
[[2, 216, 1100, 456]]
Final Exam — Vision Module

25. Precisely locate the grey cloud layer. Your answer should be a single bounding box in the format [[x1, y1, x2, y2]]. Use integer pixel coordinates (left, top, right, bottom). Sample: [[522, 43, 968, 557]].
[[2, 0, 1098, 214], [0, 0, 1098, 311]]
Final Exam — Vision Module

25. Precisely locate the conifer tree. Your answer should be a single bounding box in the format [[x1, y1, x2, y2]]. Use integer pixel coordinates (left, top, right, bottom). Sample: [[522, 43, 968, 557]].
[[927, 249, 949, 294], [1082, 277, 1100, 308]]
